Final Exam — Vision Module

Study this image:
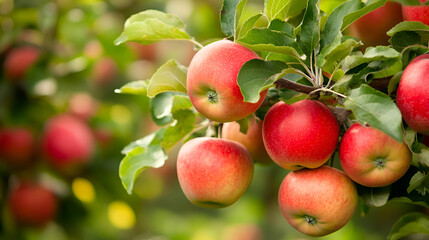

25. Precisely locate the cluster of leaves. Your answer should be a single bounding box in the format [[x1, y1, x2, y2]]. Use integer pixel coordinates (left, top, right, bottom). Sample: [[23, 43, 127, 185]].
[[114, 0, 429, 238]]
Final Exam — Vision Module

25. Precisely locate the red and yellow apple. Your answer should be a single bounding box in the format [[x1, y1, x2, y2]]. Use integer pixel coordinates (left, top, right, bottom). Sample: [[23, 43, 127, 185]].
[[349, 1, 403, 48], [402, 4, 429, 26], [41, 114, 94, 172], [3, 46, 40, 81], [222, 118, 272, 165], [262, 99, 339, 170], [176, 137, 253, 208], [396, 55, 429, 134], [186, 40, 267, 122], [278, 166, 358, 237], [9, 182, 58, 227], [339, 123, 412, 187], [0, 127, 35, 166]]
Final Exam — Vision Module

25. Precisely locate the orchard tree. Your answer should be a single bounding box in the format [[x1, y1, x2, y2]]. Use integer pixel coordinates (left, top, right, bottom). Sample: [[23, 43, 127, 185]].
[[115, 0, 429, 238]]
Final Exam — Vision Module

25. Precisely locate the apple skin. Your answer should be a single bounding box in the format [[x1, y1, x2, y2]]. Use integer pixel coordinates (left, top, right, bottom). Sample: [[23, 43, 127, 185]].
[[0, 127, 35, 166], [222, 118, 272, 165], [278, 166, 358, 237], [9, 182, 58, 227], [41, 114, 94, 172], [176, 137, 254, 208], [186, 40, 267, 122], [339, 123, 412, 187], [402, 5, 429, 26], [349, 1, 403, 48], [262, 99, 339, 170], [396, 56, 429, 134], [3, 46, 40, 81]]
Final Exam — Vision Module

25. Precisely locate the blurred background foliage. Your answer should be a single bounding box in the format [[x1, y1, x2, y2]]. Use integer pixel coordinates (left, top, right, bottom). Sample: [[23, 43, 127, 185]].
[[0, 0, 426, 239]]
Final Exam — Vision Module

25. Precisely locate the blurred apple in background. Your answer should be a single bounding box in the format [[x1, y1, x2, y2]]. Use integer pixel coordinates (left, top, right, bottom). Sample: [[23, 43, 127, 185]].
[[0, 127, 35, 167], [41, 114, 94, 174], [3, 45, 41, 81], [9, 182, 58, 227], [68, 92, 99, 121], [349, 1, 403, 48]]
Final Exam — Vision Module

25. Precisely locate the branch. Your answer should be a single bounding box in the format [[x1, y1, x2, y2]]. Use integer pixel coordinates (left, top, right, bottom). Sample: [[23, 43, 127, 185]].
[[274, 78, 317, 94]]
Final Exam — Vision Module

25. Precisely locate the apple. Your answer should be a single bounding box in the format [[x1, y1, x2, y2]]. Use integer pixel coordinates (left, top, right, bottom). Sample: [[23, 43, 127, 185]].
[[68, 92, 99, 121], [349, 1, 403, 48], [222, 118, 272, 165], [402, 5, 429, 26], [0, 127, 35, 166], [186, 40, 267, 122], [91, 57, 118, 86], [9, 182, 58, 227], [41, 114, 94, 172], [339, 123, 412, 187], [176, 137, 253, 208], [3, 46, 40, 81], [396, 55, 429, 134], [278, 166, 358, 237], [262, 99, 339, 170]]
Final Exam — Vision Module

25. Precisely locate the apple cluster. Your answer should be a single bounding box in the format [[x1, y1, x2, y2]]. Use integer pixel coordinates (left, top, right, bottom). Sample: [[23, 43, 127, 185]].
[[176, 39, 419, 237]]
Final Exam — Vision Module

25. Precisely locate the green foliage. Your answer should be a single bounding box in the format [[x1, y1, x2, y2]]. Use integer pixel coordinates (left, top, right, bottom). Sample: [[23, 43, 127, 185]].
[[387, 213, 429, 240], [147, 59, 188, 98], [358, 185, 391, 207]]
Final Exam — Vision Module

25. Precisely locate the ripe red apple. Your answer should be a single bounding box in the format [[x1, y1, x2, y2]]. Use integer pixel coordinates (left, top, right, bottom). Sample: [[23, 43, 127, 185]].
[[402, 5, 429, 26], [176, 137, 253, 208], [349, 1, 403, 47], [339, 123, 412, 187], [222, 118, 272, 165], [186, 40, 267, 122], [278, 166, 358, 237], [262, 99, 339, 170], [0, 127, 35, 166], [41, 114, 94, 172], [3, 46, 40, 81], [396, 55, 429, 134], [9, 182, 58, 227]]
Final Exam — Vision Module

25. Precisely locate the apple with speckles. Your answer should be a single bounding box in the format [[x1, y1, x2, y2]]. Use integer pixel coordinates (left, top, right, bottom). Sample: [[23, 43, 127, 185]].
[[186, 40, 267, 122], [278, 166, 358, 237], [402, 4, 429, 26], [339, 123, 412, 187], [262, 99, 339, 170], [396, 54, 429, 134], [176, 137, 253, 208]]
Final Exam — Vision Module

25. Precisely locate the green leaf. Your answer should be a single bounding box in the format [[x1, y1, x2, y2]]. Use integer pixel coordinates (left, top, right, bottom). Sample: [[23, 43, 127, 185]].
[[387, 21, 429, 37], [237, 28, 303, 59], [387, 212, 429, 240], [318, 38, 360, 73], [341, 46, 401, 73], [150, 92, 176, 126], [235, 117, 250, 134], [221, 0, 246, 38], [119, 128, 167, 194], [358, 185, 391, 207], [408, 171, 428, 194], [162, 109, 196, 150], [390, 31, 422, 52], [237, 59, 290, 103], [320, 0, 387, 49], [390, 197, 429, 208], [268, 19, 295, 38], [299, 0, 320, 58], [237, 13, 263, 39], [115, 10, 191, 46], [264, 0, 309, 21], [147, 59, 188, 98], [343, 84, 403, 142], [115, 80, 148, 95], [414, 148, 429, 168]]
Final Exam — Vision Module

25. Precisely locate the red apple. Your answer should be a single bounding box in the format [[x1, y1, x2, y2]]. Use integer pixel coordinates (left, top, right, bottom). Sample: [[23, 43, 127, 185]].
[[339, 123, 412, 187], [402, 5, 429, 26], [41, 114, 94, 172], [176, 137, 253, 208], [186, 40, 267, 122], [262, 99, 339, 170], [9, 182, 58, 227], [396, 55, 429, 134], [222, 118, 272, 165], [278, 166, 358, 237], [3, 46, 40, 81], [0, 127, 35, 166], [349, 1, 403, 47]]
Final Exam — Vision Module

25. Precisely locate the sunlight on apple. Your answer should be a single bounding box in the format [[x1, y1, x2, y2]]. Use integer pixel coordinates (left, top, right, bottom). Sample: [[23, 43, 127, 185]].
[[107, 201, 136, 230], [72, 178, 95, 203]]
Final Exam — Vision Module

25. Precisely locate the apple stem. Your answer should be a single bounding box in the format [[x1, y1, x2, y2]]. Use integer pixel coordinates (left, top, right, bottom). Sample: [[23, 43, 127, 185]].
[[274, 78, 318, 94], [217, 123, 223, 139]]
